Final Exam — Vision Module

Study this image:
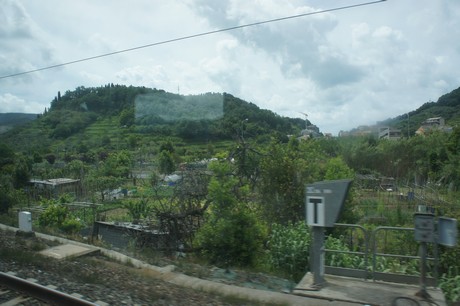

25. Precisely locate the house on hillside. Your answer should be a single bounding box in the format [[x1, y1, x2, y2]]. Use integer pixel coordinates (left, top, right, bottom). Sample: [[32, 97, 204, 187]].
[[415, 117, 452, 135], [163, 173, 182, 186], [103, 188, 127, 201], [379, 127, 402, 140], [338, 126, 374, 138], [299, 124, 322, 140]]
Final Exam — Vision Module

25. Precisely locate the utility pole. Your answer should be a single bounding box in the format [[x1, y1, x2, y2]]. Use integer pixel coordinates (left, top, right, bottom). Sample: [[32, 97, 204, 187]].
[[407, 113, 410, 138]]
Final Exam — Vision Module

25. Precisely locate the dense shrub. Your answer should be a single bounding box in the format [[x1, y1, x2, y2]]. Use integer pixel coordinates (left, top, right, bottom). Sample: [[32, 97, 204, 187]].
[[38, 199, 83, 234], [38, 204, 68, 227], [60, 218, 84, 234], [195, 208, 266, 268]]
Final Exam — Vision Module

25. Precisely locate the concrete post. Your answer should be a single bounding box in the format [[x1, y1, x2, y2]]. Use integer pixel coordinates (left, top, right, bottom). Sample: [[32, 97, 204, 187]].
[[310, 226, 326, 287]]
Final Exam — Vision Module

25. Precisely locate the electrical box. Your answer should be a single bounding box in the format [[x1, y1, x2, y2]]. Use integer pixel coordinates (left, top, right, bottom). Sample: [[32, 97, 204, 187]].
[[438, 217, 458, 247], [19, 211, 32, 232], [414, 213, 435, 243]]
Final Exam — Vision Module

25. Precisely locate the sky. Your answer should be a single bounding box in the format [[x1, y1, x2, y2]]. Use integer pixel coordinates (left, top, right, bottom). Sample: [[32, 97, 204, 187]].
[[1, 0, 460, 135]]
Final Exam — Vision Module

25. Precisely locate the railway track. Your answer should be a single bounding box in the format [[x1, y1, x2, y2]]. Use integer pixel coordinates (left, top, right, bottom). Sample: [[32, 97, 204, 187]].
[[0, 272, 104, 306]]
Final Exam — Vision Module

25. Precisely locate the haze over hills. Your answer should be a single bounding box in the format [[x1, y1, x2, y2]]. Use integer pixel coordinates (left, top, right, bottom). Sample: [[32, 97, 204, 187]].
[[0, 113, 38, 134], [343, 86, 460, 136]]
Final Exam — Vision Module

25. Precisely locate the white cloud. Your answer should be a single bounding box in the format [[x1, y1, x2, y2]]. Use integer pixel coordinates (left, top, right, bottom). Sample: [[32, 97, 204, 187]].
[[1, 0, 460, 135], [0, 93, 43, 113]]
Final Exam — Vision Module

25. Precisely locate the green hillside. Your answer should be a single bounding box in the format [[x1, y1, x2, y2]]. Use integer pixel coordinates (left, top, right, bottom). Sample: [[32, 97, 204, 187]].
[[0, 85, 306, 154]]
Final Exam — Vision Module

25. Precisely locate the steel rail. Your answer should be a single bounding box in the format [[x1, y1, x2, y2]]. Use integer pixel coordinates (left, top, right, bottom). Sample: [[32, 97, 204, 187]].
[[0, 272, 99, 306]]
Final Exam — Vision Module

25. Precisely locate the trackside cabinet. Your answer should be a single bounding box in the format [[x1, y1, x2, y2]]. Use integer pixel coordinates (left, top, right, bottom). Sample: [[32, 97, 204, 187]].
[[19, 211, 32, 232]]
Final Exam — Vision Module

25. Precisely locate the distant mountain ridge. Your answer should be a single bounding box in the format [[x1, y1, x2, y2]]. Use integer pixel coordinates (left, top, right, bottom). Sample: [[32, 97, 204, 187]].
[[0, 113, 38, 134]]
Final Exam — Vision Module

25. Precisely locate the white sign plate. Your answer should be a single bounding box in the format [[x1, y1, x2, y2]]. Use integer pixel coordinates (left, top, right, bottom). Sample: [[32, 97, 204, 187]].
[[306, 196, 325, 226]]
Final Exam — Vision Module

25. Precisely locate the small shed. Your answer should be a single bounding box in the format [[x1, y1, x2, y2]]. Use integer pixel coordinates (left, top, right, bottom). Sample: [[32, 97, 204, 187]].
[[29, 178, 82, 199]]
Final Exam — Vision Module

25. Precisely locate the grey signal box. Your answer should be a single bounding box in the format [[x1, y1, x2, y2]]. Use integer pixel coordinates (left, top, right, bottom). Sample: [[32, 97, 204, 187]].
[[438, 217, 458, 247], [306, 179, 352, 227], [414, 213, 435, 243]]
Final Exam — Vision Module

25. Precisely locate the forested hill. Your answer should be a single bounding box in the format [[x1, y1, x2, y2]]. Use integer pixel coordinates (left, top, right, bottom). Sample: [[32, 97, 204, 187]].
[[1, 84, 307, 151], [380, 85, 460, 133]]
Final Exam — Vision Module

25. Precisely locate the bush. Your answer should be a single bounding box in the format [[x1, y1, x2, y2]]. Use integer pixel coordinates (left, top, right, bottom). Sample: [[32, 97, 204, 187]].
[[61, 218, 84, 234], [38, 204, 68, 227], [38, 201, 83, 234], [195, 208, 266, 268], [267, 222, 310, 281]]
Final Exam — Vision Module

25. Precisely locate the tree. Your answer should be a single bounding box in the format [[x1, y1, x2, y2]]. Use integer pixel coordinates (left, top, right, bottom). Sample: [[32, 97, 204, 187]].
[[32, 151, 43, 163], [0, 187, 24, 214], [0, 143, 15, 167], [45, 154, 56, 165], [128, 135, 138, 149], [64, 160, 87, 180], [258, 142, 322, 224], [147, 167, 210, 250], [119, 108, 135, 127], [158, 150, 175, 174], [196, 207, 266, 267], [443, 126, 460, 190], [324, 157, 355, 180], [194, 160, 266, 267], [13, 157, 31, 189], [86, 173, 122, 201], [102, 151, 132, 178], [159, 140, 175, 154]]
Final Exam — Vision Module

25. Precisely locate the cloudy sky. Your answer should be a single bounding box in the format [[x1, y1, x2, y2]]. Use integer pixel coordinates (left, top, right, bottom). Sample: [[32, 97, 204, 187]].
[[1, 0, 460, 135]]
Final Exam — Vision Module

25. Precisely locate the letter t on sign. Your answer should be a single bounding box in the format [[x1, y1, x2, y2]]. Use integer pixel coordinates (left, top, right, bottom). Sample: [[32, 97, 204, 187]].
[[307, 196, 325, 226]]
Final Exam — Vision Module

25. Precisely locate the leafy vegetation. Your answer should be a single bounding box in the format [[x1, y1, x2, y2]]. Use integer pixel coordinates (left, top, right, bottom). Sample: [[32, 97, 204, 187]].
[[267, 222, 310, 282], [1, 84, 460, 302], [38, 197, 84, 234]]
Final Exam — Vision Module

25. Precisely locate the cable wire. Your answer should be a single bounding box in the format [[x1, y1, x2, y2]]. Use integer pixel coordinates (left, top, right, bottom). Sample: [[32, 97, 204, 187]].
[[0, 0, 386, 80]]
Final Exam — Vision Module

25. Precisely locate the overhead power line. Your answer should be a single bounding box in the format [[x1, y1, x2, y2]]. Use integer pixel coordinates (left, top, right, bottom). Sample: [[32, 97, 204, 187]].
[[0, 0, 386, 80]]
